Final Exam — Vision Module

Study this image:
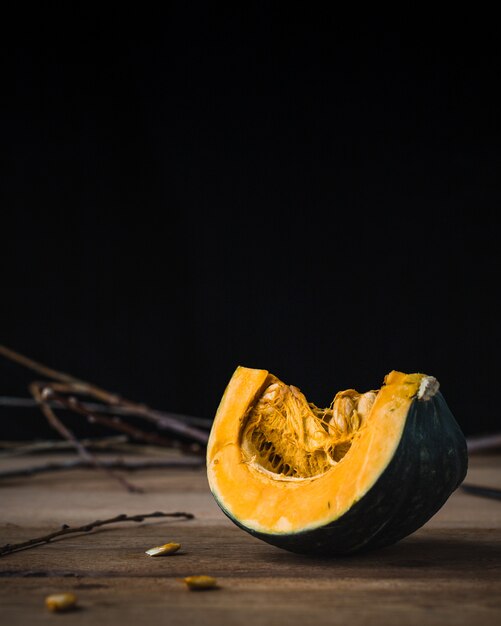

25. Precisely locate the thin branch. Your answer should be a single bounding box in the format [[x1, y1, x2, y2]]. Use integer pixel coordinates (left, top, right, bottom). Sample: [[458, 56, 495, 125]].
[[0, 395, 212, 429], [0, 344, 209, 445], [0, 438, 200, 459], [0, 511, 195, 557], [29, 382, 142, 493], [29, 382, 94, 462], [0, 344, 84, 386], [466, 432, 501, 453], [0, 436, 129, 458], [47, 388, 203, 455], [461, 483, 501, 500], [0, 456, 204, 479]]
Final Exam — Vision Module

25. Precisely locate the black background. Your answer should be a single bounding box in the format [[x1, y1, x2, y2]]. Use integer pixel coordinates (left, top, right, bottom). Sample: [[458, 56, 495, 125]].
[[2, 7, 500, 440]]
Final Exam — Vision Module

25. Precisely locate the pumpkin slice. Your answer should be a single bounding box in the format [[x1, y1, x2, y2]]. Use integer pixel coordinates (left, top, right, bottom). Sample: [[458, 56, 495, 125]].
[[207, 367, 468, 555]]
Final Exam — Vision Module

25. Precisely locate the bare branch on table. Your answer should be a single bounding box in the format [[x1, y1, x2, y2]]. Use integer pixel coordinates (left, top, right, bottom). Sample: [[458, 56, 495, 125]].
[[461, 483, 501, 500], [0, 436, 129, 458], [0, 344, 210, 493], [0, 439, 202, 460], [0, 344, 209, 444], [0, 396, 212, 429], [0, 456, 204, 479], [466, 432, 501, 453], [0, 511, 195, 557], [29, 381, 142, 493], [44, 386, 204, 455]]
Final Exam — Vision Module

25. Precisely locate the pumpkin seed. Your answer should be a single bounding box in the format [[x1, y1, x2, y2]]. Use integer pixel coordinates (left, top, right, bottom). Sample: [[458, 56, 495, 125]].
[[261, 383, 280, 402], [331, 396, 355, 432], [145, 542, 181, 556], [45, 592, 78, 612], [182, 575, 218, 590], [350, 410, 361, 431], [357, 392, 377, 419]]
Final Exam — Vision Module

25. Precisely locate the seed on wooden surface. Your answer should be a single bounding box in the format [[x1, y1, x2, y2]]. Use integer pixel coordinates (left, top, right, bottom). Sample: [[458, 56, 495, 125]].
[[145, 542, 181, 556], [45, 592, 78, 612], [182, 575, 218, 590]]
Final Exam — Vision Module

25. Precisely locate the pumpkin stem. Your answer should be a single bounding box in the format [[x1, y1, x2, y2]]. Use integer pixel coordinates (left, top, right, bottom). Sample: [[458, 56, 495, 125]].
[[417, 376, 440, 401]]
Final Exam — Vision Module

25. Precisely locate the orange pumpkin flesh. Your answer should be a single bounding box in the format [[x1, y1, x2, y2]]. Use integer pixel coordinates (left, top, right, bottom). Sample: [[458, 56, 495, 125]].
[[206, 366, 467, 554]]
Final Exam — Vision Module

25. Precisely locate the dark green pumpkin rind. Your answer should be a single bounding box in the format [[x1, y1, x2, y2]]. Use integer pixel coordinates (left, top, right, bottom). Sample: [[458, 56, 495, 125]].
[[212, 391, 468, 556]]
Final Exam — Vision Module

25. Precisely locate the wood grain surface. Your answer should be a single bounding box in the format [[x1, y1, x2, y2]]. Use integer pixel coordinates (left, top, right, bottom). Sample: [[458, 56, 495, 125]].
[[1, 451, 500, 625]]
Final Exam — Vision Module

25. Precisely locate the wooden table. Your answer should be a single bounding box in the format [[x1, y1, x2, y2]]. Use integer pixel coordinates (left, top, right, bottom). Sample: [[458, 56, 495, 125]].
[[1, 451, 500, 625]]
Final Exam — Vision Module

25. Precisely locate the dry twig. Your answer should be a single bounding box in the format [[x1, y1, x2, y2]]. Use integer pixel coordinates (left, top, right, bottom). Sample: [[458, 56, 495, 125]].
[[0, 344, 210, 492], [0, 511, 195, 557], [0, 435, 129, 458], [0, 345, 209, 444], [466, 432, 501, 454], [29, 381, 142, 493], [40, 385, 203, 454], [0, 456, 204, 479], [0, 396, 212, 429]]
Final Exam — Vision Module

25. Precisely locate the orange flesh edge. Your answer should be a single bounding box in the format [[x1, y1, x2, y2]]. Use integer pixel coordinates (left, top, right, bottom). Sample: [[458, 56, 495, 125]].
[[207, 367, 424, 534]]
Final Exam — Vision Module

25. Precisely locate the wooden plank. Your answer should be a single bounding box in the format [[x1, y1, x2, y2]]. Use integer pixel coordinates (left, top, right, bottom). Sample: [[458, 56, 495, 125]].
[[1, 453, 500, 625]]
